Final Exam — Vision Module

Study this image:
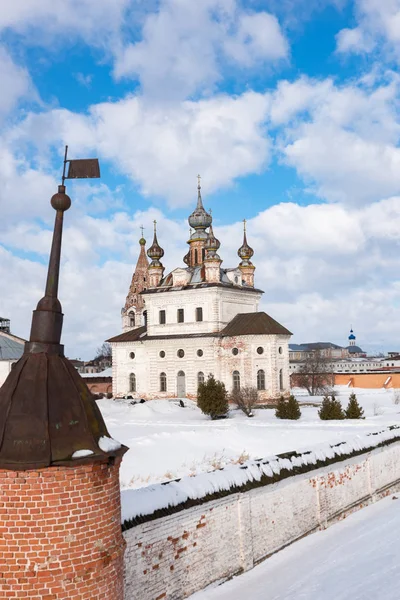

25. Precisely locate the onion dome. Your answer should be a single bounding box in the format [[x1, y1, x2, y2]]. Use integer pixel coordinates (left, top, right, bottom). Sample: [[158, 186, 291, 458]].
[[348, 328, 356, 341], [188, 175, 212, 233], [205, 223, 221, 259], [238, 219, 254, 264], [147, 220, 164, 266], [139, 237, 146, 246]]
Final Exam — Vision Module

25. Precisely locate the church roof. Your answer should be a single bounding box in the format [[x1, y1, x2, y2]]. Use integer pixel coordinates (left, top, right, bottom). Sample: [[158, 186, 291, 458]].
[[108, 325, 147, 343], [108, 312, 291, 343], [220, 312, 292, 337], [346, 345, 364, 353]]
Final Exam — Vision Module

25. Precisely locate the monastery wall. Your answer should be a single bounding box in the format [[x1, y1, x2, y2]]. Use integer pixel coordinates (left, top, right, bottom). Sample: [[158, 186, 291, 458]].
[[123, 440, 400, 600]]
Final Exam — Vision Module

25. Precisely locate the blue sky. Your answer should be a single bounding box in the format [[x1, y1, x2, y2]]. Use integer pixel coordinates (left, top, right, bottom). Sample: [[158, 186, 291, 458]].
[[1, 0, 400, 358]]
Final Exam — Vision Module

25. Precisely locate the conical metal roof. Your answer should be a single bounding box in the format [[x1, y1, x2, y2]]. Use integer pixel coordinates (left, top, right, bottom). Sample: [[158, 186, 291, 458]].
[[0, 184, 127, 469]]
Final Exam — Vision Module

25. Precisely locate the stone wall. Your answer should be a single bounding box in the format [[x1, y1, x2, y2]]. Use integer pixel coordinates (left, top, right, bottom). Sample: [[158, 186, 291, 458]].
[[123, 442, 400, 600]]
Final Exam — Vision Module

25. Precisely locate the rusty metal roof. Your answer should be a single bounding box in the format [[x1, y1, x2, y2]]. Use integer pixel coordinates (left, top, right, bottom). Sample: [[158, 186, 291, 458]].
[[0, 184, 127, 470], [108, 325, 147, 343], [219, 312, 292, 337]]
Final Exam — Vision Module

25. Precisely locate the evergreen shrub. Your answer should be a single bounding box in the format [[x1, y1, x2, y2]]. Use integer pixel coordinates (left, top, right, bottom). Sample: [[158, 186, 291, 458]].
[[275, 394, 301, 420], [318, 394, 345, 420], [197, 374, 229, 419], [345, 393, 364, 419]]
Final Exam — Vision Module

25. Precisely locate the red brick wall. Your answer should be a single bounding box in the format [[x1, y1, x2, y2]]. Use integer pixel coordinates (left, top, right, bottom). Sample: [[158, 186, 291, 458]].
[[0, 459, 125, 599]]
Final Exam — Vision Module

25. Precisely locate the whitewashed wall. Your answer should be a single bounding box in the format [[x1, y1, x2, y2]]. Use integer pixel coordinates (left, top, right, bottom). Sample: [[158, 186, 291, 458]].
[[0, 360, 14, 388], [123, 443, 400, 600]]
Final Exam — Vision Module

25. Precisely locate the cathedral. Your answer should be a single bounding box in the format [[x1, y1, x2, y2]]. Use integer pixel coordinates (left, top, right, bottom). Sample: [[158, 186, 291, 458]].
[[108, 179, 292, 400]]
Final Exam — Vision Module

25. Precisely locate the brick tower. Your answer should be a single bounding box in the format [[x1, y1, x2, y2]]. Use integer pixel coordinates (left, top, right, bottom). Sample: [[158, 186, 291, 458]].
[[0, 182, 127, 599], [122, 231, 149, 332]]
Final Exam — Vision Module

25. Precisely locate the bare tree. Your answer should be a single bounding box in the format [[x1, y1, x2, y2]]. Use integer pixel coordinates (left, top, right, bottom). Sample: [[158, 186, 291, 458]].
[[230, 386, 258, 417], [295, 351, 334, 396], [95, 342, 112, 361]]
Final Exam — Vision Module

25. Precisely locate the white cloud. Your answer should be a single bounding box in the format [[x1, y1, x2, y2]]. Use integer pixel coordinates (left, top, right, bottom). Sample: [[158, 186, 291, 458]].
[[10, 90, 271, 207], [0, 46, 34, 119], [269, 76, 400, 204], [114, 0, 288, 98], [336, 0, 400, 58]]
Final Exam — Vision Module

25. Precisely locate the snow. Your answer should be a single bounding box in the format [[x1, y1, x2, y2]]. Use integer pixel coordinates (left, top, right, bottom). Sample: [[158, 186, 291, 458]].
[[71, 449, 94, 458], [120, 425, 400, 522], [97, 388, 400, 492], [98, 435, 121, 452], [189, 495, 400, 600]]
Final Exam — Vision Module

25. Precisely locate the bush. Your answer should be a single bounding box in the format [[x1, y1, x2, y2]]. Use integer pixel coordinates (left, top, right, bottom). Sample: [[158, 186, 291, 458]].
[[197, 374, 229, 419], [275, 395, 301, 420], [319, 394, 345, 420], [230, 386, 257, 417], [345, 393, 364, 419], [106, 392, 113, 399]]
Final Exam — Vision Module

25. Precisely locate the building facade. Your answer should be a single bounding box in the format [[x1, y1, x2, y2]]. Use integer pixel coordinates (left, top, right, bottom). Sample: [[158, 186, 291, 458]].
[[109, 180, 292, 401]]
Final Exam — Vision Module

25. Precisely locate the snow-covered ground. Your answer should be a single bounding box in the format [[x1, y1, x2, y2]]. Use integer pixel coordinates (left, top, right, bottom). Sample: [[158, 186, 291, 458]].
[[98, 387, 400, 490], [189, 495, 400, 600]]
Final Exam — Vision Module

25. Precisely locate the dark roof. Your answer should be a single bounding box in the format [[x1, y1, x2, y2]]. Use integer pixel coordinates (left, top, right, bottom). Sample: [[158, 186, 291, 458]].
[[108, 312, 291, 343], [107, 325, 147, 343], [220, 312, 292, 337], [300, 342, 344, 350], [346, 345, 365, 353], [289, 344, 310, 352]]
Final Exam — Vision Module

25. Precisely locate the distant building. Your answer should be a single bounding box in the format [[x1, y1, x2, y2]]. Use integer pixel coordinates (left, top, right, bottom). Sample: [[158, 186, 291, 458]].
[[344, 327, 366, 358], [0, 318, 25, 387]]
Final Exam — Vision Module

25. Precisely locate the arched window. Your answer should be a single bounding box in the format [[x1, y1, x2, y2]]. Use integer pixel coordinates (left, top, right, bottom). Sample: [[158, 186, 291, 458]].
[[129, 373, 136, 392], [202, 248, 205, 262], [233, 370, 240, 391], [198, 371, 205, 387], [257, 369, 265, 391], [160, 372, 167, 392], [279, 368, 284, 391], [143, 310, 148, 327], [194, 249, 198, 265], [129, 311, 135, 327]]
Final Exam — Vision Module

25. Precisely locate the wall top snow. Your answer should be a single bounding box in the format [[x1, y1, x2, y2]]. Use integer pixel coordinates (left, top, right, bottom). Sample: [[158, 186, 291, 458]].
[[121, 424, 400, 530]]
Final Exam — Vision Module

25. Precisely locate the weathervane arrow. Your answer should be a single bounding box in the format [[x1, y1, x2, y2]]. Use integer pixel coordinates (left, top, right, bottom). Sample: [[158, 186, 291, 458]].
[[62, 145, 100, 184]]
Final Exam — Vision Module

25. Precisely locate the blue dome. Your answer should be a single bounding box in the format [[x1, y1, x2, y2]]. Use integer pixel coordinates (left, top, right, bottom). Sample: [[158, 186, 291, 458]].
[[348, 333, 356, 340]]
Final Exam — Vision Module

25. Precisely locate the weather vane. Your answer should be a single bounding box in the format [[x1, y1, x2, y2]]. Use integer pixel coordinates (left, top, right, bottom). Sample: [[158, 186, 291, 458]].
[[61, 145, 100, 185]]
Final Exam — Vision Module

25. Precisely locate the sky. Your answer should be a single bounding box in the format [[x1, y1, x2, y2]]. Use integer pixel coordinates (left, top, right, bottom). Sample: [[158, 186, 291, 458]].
[[1, 0, 400, 359]]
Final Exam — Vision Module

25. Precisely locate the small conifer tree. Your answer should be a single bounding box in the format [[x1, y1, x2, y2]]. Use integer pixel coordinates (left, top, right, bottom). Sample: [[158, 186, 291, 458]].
[[275, 395, 288, 419], [197, 374, 229, 419], [286, 394, 301, 420], [319, 394, 345, 420], [345, 393, 364, 419]]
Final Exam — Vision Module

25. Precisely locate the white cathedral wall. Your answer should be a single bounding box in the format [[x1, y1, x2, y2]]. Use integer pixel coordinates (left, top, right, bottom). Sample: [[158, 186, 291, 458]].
[[143, 286, 261, 338], [111, 333, 290, 400]]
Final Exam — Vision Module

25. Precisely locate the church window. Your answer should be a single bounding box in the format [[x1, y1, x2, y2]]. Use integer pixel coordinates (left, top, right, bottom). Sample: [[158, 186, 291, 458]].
[[279, 346, 283, 354], [232, 347, 239, 356], [129, 352, 135, 359], [129, 373, 136, 392], [233, 371, 240, 391], [194, 249, 198, 264], [160, 372, 167, 392], [202, 248, 205, 262], [177, 349, 185, 358], [257, 369, 265, 391], [143, 310, 148, 326], [129, 311, 135, 327], [177, 309, 184, 323], [235, 276, 239, 284], [279, 369, 284, 391], [159, 310, 166, 324], [159, 350, 166, 358], [196, 307, 203, 322], [197, 349, 203, 357], [198, 372, 205, 386], [256, 346, 264, 355]]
